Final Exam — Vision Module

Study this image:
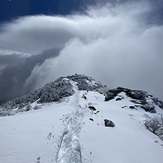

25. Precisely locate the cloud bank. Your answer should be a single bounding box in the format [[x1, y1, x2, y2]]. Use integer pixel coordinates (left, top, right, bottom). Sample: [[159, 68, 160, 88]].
[[0, 1, 163, 103]]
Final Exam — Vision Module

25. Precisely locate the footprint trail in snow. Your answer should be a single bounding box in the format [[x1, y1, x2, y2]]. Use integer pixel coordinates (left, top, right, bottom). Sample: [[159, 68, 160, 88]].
[[56, 83, 86, 163]]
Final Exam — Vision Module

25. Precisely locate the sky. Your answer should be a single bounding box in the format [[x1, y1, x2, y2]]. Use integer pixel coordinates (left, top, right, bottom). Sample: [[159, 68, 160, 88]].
[[0, 0, 163, 103]]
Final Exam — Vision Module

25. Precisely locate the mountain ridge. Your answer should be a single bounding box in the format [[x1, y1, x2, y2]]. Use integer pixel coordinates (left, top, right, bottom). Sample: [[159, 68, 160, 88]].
[[0, 74, 163, 163], [1, 74, 162, 116], [0, 74, 105, 114]]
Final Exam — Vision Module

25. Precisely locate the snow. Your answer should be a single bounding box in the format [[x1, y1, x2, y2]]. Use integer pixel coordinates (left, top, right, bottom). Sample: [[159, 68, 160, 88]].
[[0, 89, 163, 163], [56, 82, 84, 163], [0, 102, 73, 163], [79, 91, 163, 163]]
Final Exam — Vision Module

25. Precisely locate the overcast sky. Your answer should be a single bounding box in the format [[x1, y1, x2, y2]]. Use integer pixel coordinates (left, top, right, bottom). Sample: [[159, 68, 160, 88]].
[[0, 0, 163, 103]]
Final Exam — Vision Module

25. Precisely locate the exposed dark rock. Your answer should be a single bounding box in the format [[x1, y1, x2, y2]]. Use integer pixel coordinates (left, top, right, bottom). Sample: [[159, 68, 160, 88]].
[[104, 119, 115, 127], [109, 88, 122, 94], [127, 90, 146, 100], [89, 118, 94, 121], [88, 106, 96, 111], [105, 87, 162, 113], [82, 94, 87, 100], [116, 98, 122, 101], [105, 92, 115, 101], [141, 105, 156, 113], [105, 87, 130, 101], [129, 106, 135, 109], [116, 87, 130, 93]]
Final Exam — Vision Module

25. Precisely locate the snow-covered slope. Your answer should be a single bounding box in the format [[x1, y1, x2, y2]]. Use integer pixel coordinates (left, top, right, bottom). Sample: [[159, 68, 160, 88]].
[[79, 91, 163, 163], [0, 75, 163, 163]]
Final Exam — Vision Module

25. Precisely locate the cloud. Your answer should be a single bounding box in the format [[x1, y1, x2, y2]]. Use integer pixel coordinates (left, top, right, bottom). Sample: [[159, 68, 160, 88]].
[[26, 1, 163, 99], [0, 15, 78, 54], [0, 0, 163, 103], [0, 48, 60, 103]]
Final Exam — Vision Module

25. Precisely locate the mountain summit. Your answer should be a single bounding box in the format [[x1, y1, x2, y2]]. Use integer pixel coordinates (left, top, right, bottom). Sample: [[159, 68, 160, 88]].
[[0, 74, 163, 163], [1, 74, 105, 114], [1, 74, 162, 116]]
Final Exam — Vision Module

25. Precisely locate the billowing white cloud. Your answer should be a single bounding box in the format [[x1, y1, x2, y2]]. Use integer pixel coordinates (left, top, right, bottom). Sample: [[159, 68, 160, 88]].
[[0, 15, 78, 54], [0, 2, 150, 54], [1, 1, 163, 100], [25, 2, 163, 99]]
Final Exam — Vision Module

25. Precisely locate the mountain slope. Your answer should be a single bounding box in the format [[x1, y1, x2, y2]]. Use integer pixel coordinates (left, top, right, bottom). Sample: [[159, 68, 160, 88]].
[[80, 91, 163, 163], [0, 75, 163, 163]]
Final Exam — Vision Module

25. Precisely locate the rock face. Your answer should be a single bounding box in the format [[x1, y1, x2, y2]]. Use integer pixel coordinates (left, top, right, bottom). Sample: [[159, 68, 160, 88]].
[[104, 119, 115, 127], [105, 87, 163, 113], [105, 87, 130, 101]]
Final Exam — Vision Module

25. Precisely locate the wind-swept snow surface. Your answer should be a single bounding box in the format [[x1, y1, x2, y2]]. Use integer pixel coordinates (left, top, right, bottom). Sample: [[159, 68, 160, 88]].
[[0, 90, 163, 163]]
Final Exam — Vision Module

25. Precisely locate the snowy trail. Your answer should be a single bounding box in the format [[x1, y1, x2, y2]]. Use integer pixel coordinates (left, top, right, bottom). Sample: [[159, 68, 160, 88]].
[[56, 83, 86, 163]]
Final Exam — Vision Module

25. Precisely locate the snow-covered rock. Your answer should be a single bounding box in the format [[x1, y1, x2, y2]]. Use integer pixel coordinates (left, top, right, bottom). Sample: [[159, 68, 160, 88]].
[[105, 87, 163, 113]]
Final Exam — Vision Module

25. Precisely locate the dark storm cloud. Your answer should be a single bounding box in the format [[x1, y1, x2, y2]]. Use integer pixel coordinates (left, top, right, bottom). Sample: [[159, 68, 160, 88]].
[[0, 48, 60, 103], [0, 0, 163, 104], [0, 54, 21, 64]]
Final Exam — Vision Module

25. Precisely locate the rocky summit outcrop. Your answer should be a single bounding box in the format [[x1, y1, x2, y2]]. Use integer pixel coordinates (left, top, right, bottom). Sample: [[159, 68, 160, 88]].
[[105, 87, 163, 113], [1, 75, 163, 116], [56, 74, 105, 93], [1, 74, 105, 113]]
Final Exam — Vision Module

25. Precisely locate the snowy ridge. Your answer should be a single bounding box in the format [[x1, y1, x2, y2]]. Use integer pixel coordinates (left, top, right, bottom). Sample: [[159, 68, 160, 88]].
[[0, 74, 105, 116], [0, 89, 163, 163], [0, 75, 163, 163]]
